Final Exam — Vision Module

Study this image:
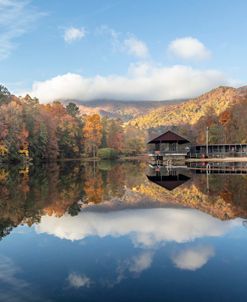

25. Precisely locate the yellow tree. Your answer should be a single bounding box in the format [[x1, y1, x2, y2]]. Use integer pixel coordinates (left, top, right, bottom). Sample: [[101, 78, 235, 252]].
[[123, 125, 147, 155], [83, 114, 103, 157], [106, 119, 124, 152]]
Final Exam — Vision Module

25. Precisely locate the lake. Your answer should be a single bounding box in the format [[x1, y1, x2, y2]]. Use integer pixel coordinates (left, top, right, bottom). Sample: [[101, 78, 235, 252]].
[[0, 160, 247, 302]]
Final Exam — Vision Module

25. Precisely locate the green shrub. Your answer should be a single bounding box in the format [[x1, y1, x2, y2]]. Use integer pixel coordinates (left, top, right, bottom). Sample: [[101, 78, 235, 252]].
[[97, 148, 119, 160], [98, 160, 116, 171]]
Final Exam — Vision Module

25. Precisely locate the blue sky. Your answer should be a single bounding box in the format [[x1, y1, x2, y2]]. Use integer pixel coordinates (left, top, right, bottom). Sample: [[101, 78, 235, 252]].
[[0, 0, 246, 102]]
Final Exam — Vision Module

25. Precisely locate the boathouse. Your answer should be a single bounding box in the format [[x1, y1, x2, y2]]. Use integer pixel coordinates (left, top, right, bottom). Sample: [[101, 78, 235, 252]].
[[148, 130, 247, 160], [148, 130, 191, 158]]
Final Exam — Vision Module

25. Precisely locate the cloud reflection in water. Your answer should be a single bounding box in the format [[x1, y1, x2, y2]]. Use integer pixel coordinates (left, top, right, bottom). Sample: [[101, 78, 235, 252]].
[[35, 208, 241, 247]]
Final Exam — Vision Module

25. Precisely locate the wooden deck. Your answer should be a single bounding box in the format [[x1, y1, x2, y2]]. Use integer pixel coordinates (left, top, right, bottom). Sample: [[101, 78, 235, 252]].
[[186, 157, 247, 163]]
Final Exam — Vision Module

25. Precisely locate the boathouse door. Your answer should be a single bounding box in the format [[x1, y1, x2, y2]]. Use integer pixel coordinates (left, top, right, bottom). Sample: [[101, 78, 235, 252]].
[[169, 142, 177, 152]]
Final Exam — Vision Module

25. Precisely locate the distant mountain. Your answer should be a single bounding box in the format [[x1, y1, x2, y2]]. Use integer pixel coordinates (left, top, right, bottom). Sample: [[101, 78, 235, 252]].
[[61, 98, 187, 121], [62, 85, 247, 144], [128, 86, 244, 129], [237, 85, 247, 96]]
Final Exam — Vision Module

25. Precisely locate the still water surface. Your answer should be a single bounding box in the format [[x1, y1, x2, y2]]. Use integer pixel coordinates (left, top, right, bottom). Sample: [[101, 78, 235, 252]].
[[0, 161, 247, 301]]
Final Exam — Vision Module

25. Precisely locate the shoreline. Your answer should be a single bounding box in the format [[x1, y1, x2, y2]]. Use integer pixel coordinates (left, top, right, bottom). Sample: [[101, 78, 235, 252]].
[[56, 155, 149, 162], [0, 155, 149, 166], [186, 157, 247, 163], [2, 155, 247, 165]]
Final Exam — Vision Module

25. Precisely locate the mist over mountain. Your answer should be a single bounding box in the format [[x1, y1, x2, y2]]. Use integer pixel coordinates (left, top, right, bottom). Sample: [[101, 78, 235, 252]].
[[61, 84, 247, 145], [61, 85, 247, 138], [61, 98, 188, 121]]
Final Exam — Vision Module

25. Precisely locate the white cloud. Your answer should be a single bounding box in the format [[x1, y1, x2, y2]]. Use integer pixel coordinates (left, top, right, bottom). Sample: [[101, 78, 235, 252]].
[[129, 251, 153, 273], [35, 208, 241, 247], [34, 208, 241, 288], [64, 27, 86, 43], [96, 25, 120, 51], [113, 251, 154, 286], [123, 36, 149, 58], [0, 0, 44, 60], [96, 26, 148, 58], [172, 245, 215, 271], [23, 63, 229, 102], [67, 273, 91, 288], [168, 37, 211, 60], [0, 255, 45, 301]]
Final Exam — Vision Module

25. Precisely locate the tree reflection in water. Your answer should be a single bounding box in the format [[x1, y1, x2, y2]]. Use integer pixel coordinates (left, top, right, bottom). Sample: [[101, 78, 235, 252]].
[[0, 160, 247, 240]]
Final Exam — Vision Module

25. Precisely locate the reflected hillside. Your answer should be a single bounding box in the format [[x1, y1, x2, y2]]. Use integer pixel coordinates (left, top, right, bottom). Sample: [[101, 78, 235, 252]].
[[0, 161, 247, 240], [0, 163, 83, 239], [0, 161, 146, 239], [143, 165, 247, 220]]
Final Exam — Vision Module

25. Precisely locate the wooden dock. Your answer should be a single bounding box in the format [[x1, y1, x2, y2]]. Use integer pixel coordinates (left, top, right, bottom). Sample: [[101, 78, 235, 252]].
[[186, 157, 247, 163]]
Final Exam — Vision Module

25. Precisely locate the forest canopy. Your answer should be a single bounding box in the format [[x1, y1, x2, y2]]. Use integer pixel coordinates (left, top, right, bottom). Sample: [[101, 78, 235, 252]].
[[0, 84, 247, 163], [0, 85, 147, 162]]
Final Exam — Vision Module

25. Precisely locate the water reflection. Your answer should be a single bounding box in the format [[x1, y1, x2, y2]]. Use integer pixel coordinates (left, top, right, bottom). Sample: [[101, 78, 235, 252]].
[[0, 161, 247, 238], [147, 167, 191, 191], [36, 208, 241, 243], [146, 164, 247, 220], [0, 161, 247, 301], [171, 245, 215, 271]]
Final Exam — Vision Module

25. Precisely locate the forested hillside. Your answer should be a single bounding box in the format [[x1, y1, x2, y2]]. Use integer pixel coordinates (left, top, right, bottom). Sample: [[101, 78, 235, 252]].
[[0, 85, 146, 162], [0, 84, 247, 163], [129, 86, 247, 144]]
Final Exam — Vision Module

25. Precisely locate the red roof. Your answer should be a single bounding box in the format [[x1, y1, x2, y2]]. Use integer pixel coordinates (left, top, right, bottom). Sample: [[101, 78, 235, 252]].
[[148, 130, 190, 144]]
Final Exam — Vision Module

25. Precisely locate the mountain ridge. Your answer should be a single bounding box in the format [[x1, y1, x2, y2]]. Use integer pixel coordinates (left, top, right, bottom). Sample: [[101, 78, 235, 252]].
[[128, 86, 245, 129], [61, 98, 188, 121], [60, 85, 246, 124]]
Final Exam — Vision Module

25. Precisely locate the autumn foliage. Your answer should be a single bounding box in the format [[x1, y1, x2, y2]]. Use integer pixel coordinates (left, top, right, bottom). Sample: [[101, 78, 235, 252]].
[[130, 86, 247, 145], [83, 114, 103, 157], [0, 85, 148, 162], [1, 84, 247, 163]]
